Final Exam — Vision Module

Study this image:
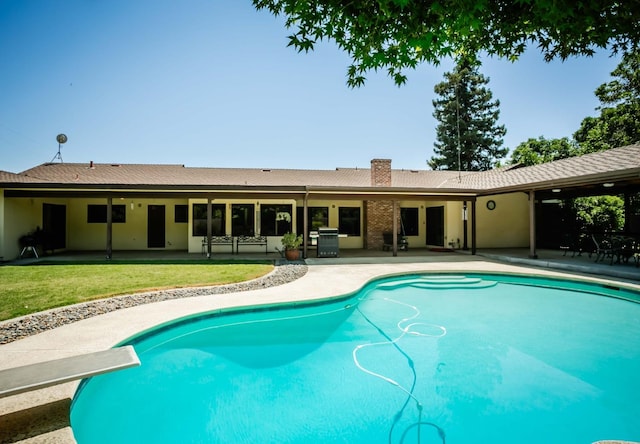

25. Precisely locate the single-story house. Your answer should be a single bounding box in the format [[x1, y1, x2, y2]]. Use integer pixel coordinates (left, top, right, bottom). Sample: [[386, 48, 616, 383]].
[[1, 144, 639, 261]]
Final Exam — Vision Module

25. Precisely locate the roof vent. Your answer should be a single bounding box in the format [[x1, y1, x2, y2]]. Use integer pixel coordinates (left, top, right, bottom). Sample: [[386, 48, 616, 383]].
[[262, 169, 271, 172], [110, 164, 121, 167]]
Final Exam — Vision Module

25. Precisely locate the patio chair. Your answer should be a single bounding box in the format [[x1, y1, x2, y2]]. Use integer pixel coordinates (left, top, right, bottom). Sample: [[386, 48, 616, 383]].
[[591, 234, 622, 265], [382, 232, 409, 251], [559, 233, 587, 257], [617, 236, 638, 264]]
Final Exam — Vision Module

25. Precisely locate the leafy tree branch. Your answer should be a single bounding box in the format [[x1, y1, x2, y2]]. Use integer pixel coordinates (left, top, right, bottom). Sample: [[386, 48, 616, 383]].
[[253, 0, 640, 86]]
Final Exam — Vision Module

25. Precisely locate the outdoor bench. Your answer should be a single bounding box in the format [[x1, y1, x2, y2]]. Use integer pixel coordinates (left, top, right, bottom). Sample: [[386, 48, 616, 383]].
[[202, 235, 235, 254], [382, 232, 409, 251], [236, 235, 268, 254], [0, 346, 140, 398]]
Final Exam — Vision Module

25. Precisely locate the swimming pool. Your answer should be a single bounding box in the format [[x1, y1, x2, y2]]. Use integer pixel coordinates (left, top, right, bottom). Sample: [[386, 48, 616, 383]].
[[70, 273, 640, 443]]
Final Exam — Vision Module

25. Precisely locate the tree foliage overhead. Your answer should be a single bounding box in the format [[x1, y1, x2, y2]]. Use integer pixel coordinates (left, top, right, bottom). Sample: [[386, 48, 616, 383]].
[[574, 49, 640, 152], [429, 57, 506, 171], [510, 137, 582, 167], [253, 0, 640, 86]]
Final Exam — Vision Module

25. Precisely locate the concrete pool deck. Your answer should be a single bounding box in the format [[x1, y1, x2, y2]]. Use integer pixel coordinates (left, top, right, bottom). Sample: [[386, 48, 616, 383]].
[[1, 254, 639, 443]]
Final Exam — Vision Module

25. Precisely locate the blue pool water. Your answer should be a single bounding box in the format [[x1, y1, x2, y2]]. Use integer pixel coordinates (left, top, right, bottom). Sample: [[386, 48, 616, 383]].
[[71, 274, 640, 443]]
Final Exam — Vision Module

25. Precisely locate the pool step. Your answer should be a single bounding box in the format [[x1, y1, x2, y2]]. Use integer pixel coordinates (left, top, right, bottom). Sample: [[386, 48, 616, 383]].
[[377, 275, 497, 291]]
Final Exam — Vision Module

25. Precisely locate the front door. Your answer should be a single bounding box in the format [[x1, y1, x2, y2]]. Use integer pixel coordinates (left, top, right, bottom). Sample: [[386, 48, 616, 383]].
[[147, 205, 165, 248], [426, 206, 445, 247], [42, 203, 66, 251]]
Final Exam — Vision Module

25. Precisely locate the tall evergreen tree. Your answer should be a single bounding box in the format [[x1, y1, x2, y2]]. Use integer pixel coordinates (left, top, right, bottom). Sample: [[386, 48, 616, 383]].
[[429, 58, 507, 171]]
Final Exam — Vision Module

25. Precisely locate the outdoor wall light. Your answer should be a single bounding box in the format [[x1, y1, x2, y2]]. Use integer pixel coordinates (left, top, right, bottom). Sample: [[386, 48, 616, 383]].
[[603, 183, 615, 188], [552, 189, 561, 193]]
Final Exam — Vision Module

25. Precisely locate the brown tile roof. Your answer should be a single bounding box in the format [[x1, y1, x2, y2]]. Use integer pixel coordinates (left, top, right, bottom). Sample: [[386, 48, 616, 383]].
[[5, 144, 639, 194], [17, 163, 372, 187], [0, 170, 46, 184], [14, 162, 463, 189], [440, 143, 640, 192], [391, 169, 463, 188]]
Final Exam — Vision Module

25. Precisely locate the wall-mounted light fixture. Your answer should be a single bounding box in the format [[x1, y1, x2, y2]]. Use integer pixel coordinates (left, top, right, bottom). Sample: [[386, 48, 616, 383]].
[[552, 189, 561, 193], [603, 183, 615, 188]]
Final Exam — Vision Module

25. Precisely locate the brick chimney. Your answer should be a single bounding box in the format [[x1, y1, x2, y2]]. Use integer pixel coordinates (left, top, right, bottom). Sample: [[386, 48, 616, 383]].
[[365, 159, 394, 249], [371, 159, 392, 187]]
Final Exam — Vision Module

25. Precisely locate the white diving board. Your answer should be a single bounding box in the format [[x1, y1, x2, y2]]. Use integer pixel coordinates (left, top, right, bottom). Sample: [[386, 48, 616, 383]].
[[0, 345, 140, 398]]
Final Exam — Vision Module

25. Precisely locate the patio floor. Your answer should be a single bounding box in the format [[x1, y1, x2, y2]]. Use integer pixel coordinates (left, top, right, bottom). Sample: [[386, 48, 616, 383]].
[[13, 246, 640, 282]]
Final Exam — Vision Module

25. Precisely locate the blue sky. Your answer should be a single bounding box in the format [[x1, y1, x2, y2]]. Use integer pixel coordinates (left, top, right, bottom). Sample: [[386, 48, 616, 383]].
[[0, 0, 622, 174]]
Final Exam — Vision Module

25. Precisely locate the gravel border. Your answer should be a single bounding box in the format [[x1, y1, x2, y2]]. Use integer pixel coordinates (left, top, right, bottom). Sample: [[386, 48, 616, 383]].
[[0, 263, 308, 345]]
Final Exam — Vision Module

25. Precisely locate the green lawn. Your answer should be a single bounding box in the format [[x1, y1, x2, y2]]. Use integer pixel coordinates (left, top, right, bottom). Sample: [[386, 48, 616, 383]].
[[0, 260, 273, 321]]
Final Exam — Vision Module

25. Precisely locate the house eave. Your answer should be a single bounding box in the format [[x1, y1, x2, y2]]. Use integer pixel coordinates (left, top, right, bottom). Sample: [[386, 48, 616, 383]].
[[306, 186, 477, 201], [476, 169, 640, 196]]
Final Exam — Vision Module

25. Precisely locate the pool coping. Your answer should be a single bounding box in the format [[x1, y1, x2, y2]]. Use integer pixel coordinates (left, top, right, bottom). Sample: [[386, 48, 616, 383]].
[[1, 257, 639, 443]]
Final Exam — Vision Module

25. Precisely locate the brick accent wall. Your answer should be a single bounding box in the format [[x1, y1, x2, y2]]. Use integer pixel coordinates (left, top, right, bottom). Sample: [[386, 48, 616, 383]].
[[366, 159, 395, 249]]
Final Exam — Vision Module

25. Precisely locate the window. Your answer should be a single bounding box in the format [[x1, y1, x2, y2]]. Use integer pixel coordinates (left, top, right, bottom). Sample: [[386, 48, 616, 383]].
[[400, 207, 419, 236], [192, 203, 225, 236], [296, 206, 329, 235], [308, 207, 329, 231], [175, 205, 188, 223], [338, 207, 361, 236], [232, 204, 255, 236], [87, 204, 126, 223], [260, 204, 292, 236]]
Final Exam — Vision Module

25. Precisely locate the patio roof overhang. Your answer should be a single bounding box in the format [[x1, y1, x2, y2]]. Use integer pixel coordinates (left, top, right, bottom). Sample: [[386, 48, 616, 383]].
[[3, 184, 479, 202], [305, 186, 477, 201], [477, 168, 640, 199]]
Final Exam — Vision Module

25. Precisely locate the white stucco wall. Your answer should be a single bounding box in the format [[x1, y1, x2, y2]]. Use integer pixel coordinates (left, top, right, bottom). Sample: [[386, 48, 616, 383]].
[[0, 192, 532, 257], [0, 191, 4, 261], [476, 193, 530, 248], [3, 197, 41, 260], [67, 198, 190, 251]]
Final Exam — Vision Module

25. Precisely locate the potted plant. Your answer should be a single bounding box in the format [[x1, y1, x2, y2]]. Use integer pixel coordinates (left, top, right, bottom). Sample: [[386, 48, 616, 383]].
[[281, 232, 303, 260]]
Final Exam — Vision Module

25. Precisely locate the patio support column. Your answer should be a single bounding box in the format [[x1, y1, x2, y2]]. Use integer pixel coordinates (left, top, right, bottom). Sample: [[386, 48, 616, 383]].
[[303, 191, 309, 259], [471, 199, 476, 255], [463, 201, 468, 250], [392, 200, 398, 256], [206, 198, 212, 259], [106, 196, 112, 260], [529, 190, 537, 259]]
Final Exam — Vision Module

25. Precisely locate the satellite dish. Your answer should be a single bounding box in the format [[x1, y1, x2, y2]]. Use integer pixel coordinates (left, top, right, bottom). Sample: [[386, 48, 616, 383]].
[[51, 133, 68, 162]]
